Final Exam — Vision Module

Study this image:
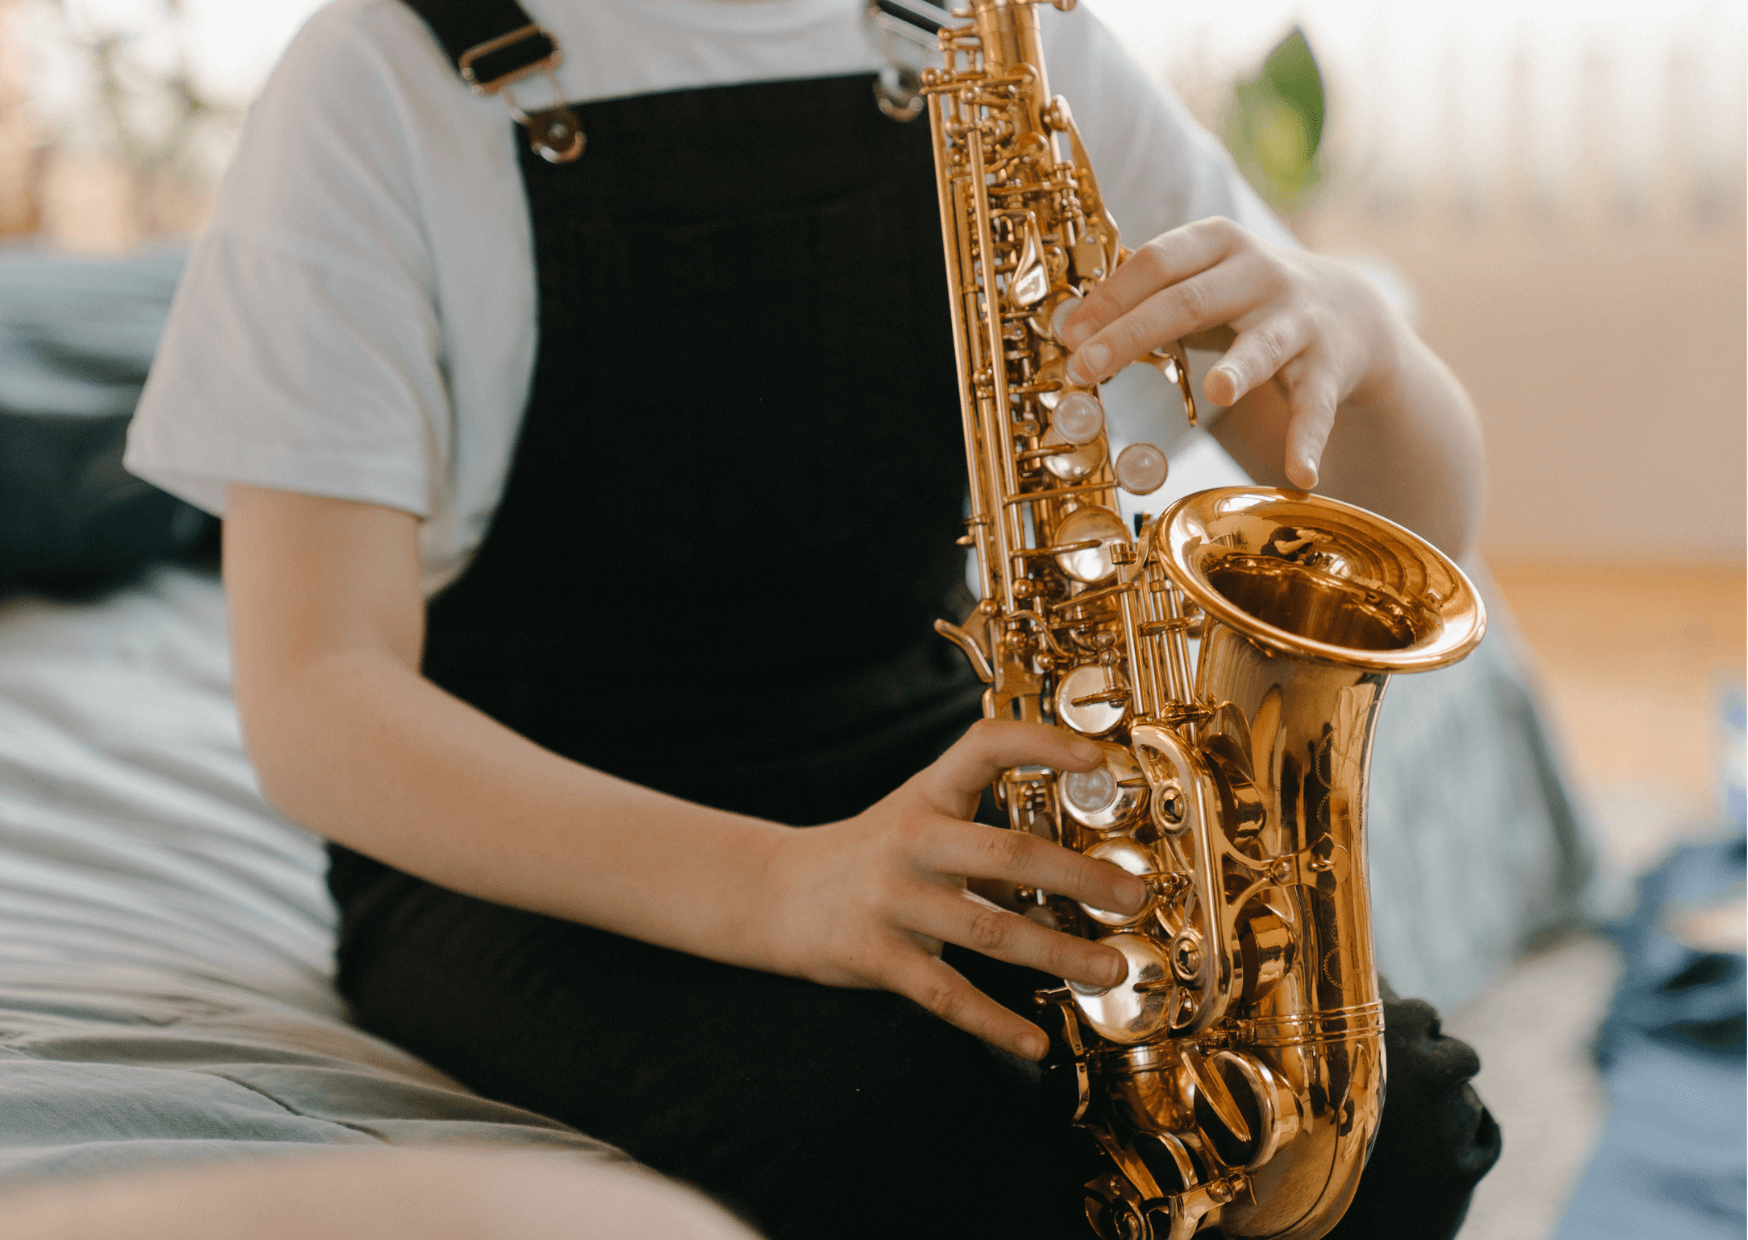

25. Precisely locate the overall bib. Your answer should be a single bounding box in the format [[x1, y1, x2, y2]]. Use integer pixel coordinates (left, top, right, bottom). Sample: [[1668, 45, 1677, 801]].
[[328, 7, 1500, 1237], [324, 24, 1090, 1240]]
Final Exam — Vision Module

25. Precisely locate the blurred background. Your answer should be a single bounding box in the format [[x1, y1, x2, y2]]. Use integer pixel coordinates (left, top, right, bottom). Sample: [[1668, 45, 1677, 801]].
[[0, 1, 1742, 1237]]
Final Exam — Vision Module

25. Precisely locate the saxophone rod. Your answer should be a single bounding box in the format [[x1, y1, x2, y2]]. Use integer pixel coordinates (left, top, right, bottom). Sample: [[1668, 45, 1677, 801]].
[[927, 88, 1006, 613], [966, 130, 1030, 607]]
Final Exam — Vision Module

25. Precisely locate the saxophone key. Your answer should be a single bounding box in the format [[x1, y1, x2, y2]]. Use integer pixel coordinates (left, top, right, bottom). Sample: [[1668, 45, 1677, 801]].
[[1052, 505, 1130, 583], [1114, 442, 1169, 495], [1060, 741, 1147, 830], [1048, 290, 1082, 343], [1079, 837, 1160, 926], [1038, 428, 1107, 482], [1055, 663, 1129, 736], [1052, 389, 1105, 444], [1068, 932, 1173, 1043]]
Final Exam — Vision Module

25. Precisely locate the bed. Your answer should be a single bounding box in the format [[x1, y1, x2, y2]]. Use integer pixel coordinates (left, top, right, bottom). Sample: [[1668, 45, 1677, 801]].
[[0, 247, 1592, 1205]]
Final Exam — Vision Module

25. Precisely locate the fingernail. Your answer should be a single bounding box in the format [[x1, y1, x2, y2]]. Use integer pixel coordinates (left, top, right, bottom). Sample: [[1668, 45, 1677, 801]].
[[1102, 953, 1128, 987], [1070, 739, 1101, 763], [1022, 1032, 1049, 1060], [1060, 318, 1091, 349], [1214, 367, 1241, 402], [1116, 875, 1148, 913], [1068, 342, 1109, 386], [1298, 457, 1319, 488]]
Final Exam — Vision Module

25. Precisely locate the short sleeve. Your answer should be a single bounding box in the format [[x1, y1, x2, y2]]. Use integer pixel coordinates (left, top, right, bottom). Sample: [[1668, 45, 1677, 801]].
[[125, 2, 450, 519], [1042, 10, 1295, 248], [1038, 10, 1288, 477]]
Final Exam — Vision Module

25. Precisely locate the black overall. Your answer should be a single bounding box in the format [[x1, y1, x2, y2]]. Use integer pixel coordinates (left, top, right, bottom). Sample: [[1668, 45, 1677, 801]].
[[327, 8, 1500, 1237]]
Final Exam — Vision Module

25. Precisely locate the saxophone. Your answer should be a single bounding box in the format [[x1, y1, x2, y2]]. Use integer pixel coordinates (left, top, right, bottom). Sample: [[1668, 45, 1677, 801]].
[[914, 4, 1486, 1237]]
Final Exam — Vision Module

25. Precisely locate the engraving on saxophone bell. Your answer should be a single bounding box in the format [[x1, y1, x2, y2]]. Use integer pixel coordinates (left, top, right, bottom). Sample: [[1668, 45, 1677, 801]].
[[924, 5, 1487, 1235]]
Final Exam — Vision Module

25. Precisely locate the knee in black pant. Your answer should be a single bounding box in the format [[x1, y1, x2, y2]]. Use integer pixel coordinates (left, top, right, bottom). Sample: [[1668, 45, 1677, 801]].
[[718, 987, 1084, 1240], [1328, 997, 1502, 1240]]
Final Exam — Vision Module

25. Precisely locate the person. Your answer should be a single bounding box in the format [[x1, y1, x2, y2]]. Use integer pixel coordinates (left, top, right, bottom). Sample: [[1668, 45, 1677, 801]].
[[125, 0, 1500, 1236]]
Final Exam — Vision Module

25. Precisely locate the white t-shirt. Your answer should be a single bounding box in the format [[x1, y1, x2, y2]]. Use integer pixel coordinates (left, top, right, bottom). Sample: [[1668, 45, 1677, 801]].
[[125, 0, 1286, 594]]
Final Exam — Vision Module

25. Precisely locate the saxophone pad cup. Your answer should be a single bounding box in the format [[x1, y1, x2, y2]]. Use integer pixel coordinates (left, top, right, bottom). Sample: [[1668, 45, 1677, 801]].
[[1052, 390, 1105, 444]]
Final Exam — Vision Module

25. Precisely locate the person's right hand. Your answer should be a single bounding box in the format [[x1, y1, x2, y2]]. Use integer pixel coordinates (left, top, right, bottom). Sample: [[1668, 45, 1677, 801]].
[[755, 719, 1150, 1061]]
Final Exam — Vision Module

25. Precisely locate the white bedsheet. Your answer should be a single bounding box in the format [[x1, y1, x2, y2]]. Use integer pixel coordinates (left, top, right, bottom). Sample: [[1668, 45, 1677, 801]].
[[0, 567, 624, 1189], [0, 567, 333, 1013]]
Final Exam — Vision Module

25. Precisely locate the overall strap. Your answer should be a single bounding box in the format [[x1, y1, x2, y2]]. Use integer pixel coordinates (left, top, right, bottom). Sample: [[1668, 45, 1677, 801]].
[[398, 0, 585, 163], [865, 0, 961, 121]]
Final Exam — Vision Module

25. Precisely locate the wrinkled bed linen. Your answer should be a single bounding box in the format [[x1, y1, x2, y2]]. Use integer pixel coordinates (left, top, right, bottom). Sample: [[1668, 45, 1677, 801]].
[[0, 966, 620, 1191], [0, 567, 622, 1188], [0, 568, 331, 1011]]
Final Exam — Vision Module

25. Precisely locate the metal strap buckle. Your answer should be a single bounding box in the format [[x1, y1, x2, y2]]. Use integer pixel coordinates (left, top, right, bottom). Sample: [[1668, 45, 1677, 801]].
[[457, 23, 563, 96], [456, 24, 583, 164]]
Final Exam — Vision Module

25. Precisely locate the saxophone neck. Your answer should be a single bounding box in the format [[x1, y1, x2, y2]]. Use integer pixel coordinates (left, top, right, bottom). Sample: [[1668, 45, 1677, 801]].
[[965, 0, 1055, 90]]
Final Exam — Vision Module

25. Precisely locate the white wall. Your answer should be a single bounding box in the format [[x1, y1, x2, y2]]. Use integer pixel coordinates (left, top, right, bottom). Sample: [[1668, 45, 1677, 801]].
[[19, 0, 1747, 565], [1089, 0, 1747, 567]]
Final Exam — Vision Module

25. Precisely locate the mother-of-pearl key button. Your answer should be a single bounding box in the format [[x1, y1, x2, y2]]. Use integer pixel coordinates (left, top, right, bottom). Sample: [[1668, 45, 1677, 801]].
[[1115, 442, 1169, 495], [1052, 390, 1105, 445], [1051, 293, 1084, 343]]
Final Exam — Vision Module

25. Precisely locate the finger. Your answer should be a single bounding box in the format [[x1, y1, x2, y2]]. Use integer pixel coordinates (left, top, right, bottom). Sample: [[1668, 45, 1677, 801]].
[[1204, 313, 1313, 408], [910, 886, 1128, 992], [1060, 218, 1242, 347], [889, 950, 1053, 1060], [918, 819, 1148, 916], [1278, 356, 1341, 488], [916, 718, 1101, 813], [1066, 252, 1279, 387]]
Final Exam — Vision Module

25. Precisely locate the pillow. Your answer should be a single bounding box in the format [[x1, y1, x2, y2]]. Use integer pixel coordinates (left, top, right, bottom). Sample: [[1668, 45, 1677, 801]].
[[0, 248, 211, 594]]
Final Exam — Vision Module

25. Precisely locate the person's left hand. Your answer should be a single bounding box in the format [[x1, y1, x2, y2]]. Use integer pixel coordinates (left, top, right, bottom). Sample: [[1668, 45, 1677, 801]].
[[1058, 217, 1402, 490]]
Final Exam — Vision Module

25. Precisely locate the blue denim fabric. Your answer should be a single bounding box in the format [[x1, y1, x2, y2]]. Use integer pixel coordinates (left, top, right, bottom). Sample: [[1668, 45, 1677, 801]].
[[1553, 831, 1747, 1240]]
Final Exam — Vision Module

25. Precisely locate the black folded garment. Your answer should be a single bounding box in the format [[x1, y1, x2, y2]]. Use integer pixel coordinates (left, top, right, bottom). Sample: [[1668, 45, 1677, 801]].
[[0, 245, 214, 595]]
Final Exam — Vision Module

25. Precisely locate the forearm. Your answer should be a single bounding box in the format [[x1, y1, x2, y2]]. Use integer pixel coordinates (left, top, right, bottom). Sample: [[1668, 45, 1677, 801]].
[[222, 486, 1149, 1060], [1211, 320, 1484, 557], [239, 644, 789, 967]]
